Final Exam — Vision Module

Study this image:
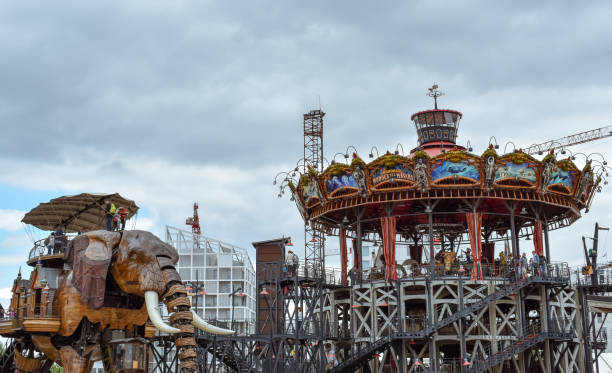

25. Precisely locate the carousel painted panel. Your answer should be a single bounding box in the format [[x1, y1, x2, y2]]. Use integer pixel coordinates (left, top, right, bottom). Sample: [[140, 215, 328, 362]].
[[429, 153, 481, 186], [575, 163, 594, 205], [300, 177, 325, 208], [324, 170, 360, 199], [493, 153, 539, 188], [368, 159, 415, 191], [546, 160, 579, 195]]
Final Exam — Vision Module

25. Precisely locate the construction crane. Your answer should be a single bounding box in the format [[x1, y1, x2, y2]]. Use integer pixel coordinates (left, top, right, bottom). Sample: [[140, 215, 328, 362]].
[[525, 125, 612, 155], [186, 202, 201, 249]]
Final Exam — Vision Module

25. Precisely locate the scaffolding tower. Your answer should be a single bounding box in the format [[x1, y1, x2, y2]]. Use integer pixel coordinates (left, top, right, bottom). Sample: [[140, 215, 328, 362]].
[[303, 109, 325, 278]]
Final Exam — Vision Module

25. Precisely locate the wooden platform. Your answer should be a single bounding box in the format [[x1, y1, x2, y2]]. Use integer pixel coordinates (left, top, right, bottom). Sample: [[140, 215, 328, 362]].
[[0, 319, 18, 335], [26, 253, 64, 267], [23, 317, 61, 333], [587, 295, 612, 313]]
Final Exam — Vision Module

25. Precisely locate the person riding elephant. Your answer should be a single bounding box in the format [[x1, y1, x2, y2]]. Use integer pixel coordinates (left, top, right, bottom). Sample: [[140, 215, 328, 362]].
[[25, 230, 233, 373]]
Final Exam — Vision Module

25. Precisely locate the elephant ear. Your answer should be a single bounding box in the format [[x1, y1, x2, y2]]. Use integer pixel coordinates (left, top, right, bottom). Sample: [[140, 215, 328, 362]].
[[70, 230, 121, 309]]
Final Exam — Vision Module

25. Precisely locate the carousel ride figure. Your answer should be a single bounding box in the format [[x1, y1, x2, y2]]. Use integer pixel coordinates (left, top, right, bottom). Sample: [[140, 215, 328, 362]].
[[0, 193, 234, 373], [272, 85, 611, 373]]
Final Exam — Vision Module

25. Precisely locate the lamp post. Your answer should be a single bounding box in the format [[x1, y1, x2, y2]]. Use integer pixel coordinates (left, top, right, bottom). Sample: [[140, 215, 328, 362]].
[[230, 287, 245, 330], [187, 270, 206, 336]]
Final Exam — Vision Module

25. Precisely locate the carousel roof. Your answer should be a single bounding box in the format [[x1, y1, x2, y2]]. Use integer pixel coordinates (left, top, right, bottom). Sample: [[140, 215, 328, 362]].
[[292, 147, 595, 222], [278, 88, 607, 241], [280, 113, 604, 240]]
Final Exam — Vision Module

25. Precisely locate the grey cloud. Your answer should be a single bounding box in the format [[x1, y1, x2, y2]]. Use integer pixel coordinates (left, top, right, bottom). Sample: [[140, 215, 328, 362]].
[[1, 1, 612, 168], [3, 0, 612, 267]]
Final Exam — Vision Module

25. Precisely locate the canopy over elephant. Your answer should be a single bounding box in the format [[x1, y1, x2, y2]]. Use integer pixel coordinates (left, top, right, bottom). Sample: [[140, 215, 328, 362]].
[[3, 230, 234, 373]]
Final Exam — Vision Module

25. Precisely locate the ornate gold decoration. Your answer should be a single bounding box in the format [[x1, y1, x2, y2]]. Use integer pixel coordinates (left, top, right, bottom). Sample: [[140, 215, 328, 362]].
[[558, 158, 578, 172], [481, 145, 498, 159], [508, 150, 539, 165], [325, 163, 351, 176]]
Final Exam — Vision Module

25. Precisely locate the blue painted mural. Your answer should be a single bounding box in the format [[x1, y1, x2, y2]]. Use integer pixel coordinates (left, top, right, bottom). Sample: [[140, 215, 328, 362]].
[[370, 164, 414, 187], [326, 173, 358, 194], [431, 160, 480, 182], [548, 167, 576, 190], [494, 162, 537, 184]]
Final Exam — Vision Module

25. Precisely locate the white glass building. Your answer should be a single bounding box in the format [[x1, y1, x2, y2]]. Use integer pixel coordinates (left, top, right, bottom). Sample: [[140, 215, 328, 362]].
[[165, 226, 256, 335]]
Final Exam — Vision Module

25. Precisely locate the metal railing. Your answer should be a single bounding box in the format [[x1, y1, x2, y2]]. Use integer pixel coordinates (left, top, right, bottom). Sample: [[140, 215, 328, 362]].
[[0, 339, 15, 373], [404, 317, 428, 334], [464, 318, 575, 373], [28, 235, 74, 260], [353, 261, 570, 284], [258, 260, 571, 288], [577, 266, 612, 287], [13, 305, 59, 320], [258, 261, 345, 286]]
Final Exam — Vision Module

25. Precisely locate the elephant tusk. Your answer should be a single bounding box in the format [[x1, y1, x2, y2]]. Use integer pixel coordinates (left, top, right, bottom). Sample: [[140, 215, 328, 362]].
[[145, 291, 181, 334], [191, 310, 235, 335]]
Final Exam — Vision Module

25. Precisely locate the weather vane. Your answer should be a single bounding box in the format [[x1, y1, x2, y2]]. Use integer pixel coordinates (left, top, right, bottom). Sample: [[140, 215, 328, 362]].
[[427, 84, 444, 109]]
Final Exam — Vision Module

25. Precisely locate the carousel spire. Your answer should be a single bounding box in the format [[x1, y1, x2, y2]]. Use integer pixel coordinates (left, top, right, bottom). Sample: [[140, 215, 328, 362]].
[[427, 84, 444, 109], [411, 85, 463, 156]]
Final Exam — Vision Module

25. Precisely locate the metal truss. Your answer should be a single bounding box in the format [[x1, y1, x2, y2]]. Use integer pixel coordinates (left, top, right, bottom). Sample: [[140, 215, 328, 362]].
[[303, 109, 325, 279]]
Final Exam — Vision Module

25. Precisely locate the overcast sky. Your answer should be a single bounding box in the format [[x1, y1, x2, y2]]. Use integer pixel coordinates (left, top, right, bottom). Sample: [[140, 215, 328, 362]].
[[1, 1, 612, 305]]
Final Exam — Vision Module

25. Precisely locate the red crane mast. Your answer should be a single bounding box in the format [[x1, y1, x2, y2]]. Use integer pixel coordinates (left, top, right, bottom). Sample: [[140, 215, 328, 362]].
[[186, 202, 201, 248]]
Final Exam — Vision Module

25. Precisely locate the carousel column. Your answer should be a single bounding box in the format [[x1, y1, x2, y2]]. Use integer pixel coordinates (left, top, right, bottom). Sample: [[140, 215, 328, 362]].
[[458, 274, 467, 372], [426, 202, 434, 275], [543, 218, 551, 263], [425, 201, 439, 371], [356, 208, 364, 283], [540, 284, 553, 373], [509, 203, 518, 258], [426, 276, 437, 372], [541, 216, 555, 373], [534, 212, 553, 371], [511, 203, 527, 372], [396, 265, 405, 373]]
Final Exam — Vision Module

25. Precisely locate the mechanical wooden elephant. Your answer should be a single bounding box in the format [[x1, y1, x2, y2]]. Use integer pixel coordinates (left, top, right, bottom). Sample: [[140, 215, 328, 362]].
[[29, 230, 233, 373]]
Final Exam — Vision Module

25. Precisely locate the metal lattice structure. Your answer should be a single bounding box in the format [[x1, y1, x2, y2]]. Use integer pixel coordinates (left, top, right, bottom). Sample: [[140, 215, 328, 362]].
[[525, 125, 612, 155], [303, 109, 325, 278]]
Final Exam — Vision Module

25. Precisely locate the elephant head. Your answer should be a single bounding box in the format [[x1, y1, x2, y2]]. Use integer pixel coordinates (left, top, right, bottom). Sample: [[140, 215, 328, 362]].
[[56, 230, 233, 373]]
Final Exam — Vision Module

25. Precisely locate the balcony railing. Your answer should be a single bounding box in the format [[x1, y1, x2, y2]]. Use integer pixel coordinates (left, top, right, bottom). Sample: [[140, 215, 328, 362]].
[[28, 235, 75, 260]]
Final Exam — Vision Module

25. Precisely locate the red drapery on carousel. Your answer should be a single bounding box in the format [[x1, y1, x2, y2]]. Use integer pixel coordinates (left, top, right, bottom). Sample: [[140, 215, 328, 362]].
[[340, 227, 348, 286], [466, 212, 483, 280], [381, 216, 398, 282], [352, 239, 359, 269], [409, 245, 423, 264], [533, 220, 544, 257]]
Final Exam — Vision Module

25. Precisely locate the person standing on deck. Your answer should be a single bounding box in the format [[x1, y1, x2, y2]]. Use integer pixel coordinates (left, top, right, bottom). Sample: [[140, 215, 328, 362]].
[[540, 255, 547, 277], [326, 344, 338, 368], [286, 250, 299, 277], [499, 252, 507, 276], [520, 253, 528, 280], [103, 199, 116, 231], [532, 251, 540, 276], [349, 265, 359, 285], [297, 306, 303, 333]]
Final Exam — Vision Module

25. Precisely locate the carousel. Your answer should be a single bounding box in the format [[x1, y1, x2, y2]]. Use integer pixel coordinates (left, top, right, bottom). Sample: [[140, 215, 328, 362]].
[[273, 87, 609, 373]]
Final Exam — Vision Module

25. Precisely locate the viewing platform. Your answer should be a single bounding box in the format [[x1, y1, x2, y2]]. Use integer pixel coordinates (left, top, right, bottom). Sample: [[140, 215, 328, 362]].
[[26, 236, 73, 267]]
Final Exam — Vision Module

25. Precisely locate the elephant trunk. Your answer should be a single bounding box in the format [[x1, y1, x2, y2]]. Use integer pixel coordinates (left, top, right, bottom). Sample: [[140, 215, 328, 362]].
[[162, 281, 197, 373]]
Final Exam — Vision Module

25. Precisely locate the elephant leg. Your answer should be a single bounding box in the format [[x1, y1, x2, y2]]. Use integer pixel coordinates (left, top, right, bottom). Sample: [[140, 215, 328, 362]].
[[58, 347, 92, 373]]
